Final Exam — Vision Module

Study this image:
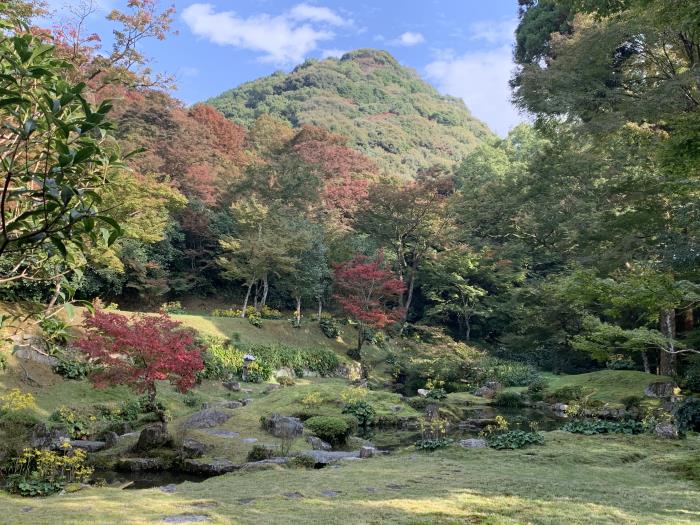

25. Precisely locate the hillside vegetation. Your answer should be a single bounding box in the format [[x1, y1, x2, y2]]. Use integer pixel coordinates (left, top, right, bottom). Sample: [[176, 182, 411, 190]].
[[208, 49, 494, 177]]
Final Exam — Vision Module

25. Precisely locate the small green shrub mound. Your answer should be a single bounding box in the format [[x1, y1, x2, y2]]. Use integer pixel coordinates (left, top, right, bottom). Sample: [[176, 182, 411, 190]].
[[620, 395, 643, 411], [415, 438, 452, 451], [288, 455, 316, 469], [241, 343, 340, 377], [161, 301, 185, 314], [247, 445, 276, 461], [342, 401, 376, 427], [561, 419, 645, 435], [426, 388, 447, 400], [244, 361, 273, 383], [319, 318, 340, 339], [487, 430, 544, 450], [545, 385, 589, 404], [683, 356, 700, 393], [201, 338, 244, 380], [277, 376, 296, 387], [305, 416, 352, 446], [53, 359, 93, 380], [211, 306, 282, 319], [675, 397, 700, 433], [493, 392, 524, 408]]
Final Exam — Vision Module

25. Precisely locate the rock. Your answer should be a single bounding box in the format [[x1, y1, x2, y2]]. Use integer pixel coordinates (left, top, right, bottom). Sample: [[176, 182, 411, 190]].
[[11, 335, 58, 367], [275, 367, 295, 379], [485, 381, 503, 391], [239, 457, 289, 472], [283, 492, 304, 499], [116, 457, 167, 471], [335, 362, 362, 381], [552, 403, 569, 413], [473, 386, 496, 398], [135, 423, 171, 451], [654, 423, 679, 439], [264, 383, 281, 394], [417, 389, 429, 397], [645, 381, 677, 398], [306, 435, 332, 451], [182, 409, 233, 430], [458, 438, 487, 448], [70, 440, 106, 452], [106, 421, 133, 435], [242, 398, 253, 406], [160, 484, 177, 494], [162, 515, 210, 523], [222, 380, 241, 391], [300, 450, 360, 465], [321, 490, 341, 497], [103, 431, 119, 449], [181, 458, 238, 476], [216, 401, 243, 409], [359, 446, 378, 458], [182, 439, 207, 458], [261, 414, 303, 438], [241, 388, 253, 393], [242, 437, 258, 443], [204, 429, 239, 438], [30, 423, 70, 450], [390, 405, 402, 413]]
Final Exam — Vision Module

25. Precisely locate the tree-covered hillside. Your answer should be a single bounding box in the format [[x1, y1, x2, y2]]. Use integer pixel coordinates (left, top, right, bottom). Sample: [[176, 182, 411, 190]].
[[208, 49, 494, 177]]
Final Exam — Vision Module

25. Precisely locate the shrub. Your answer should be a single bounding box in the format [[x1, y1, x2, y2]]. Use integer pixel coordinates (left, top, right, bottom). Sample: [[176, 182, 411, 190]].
[[248, 314, 263, 328], [493, 392, 524, 408], [161, 301, 185, 314], [0, 390, 40, 428], [4, 445, 93, 497], [606, 356, 636, 370], [288, 455, 316, 468], [201, 338, 245, 379], [480, 358, 540, 387], [675, 397, 700, 433], [683, 356, 700, 393], [545, 385, 588, 403], [301, 391, 323, 407], [426, 388, 447, 400], [245, 361, 272, 383], [182, 391, 201, 408], [53, 358, 93, 380], [260, 306, 283, 319], [49, 406, 95, 439], [621, 395, 643, 411], [319, 318, 340, 339], [340, 387, 369, 405], [305, 416, 351, 446], [240, 344, 340, 377], [562, 418, 645, 435], [487, 430, 544, 450], [277, 376, 296, 387], [38, 316, 71, 349], [247, 445, 276, 461], [342, 401, 376, 427], [415, 437, 452, 450]]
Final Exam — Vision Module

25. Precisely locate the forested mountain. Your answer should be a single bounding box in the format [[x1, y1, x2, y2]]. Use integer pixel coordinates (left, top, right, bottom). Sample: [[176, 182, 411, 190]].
[[208, 49, 493, 177]]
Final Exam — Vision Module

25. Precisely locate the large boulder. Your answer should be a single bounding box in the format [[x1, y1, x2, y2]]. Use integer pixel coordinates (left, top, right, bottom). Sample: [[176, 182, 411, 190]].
[[306, 435, 332, 451], [182, 438, 207, 458], [239, 457, 289, 472], [70, 440, 106, 452], [654, 423, 680, 439], [12, 334, 58, 367], [134, 423, 171, 451], [359, 446, 378, 458], [116, 457, 168, 471], [300, 450, 360, 465], [183, 409, 234, 430], [181, 458, 238, 475], [645, 382, 676, 398], [222, 380, 241, 392], [261, 414, 303, 438], [30, 423, 70, 450]]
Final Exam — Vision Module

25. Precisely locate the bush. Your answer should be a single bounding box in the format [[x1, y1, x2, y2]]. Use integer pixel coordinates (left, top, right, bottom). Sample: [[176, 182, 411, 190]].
[[606, 356, 637, 370], [426, 388, 447, 401], [288, 455, 316, 468], [342, 401, 376, 427], [240, 343, 340, 377], [38, 316, 70, 349], [675, 397, 700, 433], [247, 445, 276, 461], [319, 318, 341, 339], [620, 395, 643, 411], [301, 391, 323, 407], [182, 391, 201, 408], [201, 338, 244, 379], [545, 385, 588, 403], [305, 416, 352, 446], [245, 361, 272, 383], [415, 438, 452, 451], [248, 314, 263, 328], [487, 430, 544, 449], [4, 445, 93, 497], [53, 359, 93, 380], [562, 418, 645, 435], [211, 306, 282, 319], [277, 376, 296, 387], [480, 358, 540, 387], [161, 301, 185, 314], [49, 407, 95, 439], [683, 356, 700, 393], [493, 392, 524, 408]]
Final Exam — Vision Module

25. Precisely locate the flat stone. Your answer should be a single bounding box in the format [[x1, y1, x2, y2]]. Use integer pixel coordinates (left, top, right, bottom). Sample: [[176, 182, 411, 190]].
[[70, 440, 106, 452], [301, 450, 360, 465], [239, 458, 289, 471], [183, 409, 234, 430], [181, 458, 238, 476], [217, 401, 243, 409], [264, 384, 281, 393], [204, 429, 239, 438], [283, 492, 304, 499], [241, 437, 258, 443], [359, 446, 378, 458], [242, 398, 253, 406], [365, 487, 377, 493], [160, 484, 177, 494], [116, 457, 167, 471], [237, 498, 256, 505], [386, 484, 408, 490], [21, 506, 33, 512], [182, 438, 207, 458], [321, 490, 341, 497], [162, 515, 210, 523], [305, 435, 332, 451], [458, 438, 487, 448], [222, 380, 241, 391]]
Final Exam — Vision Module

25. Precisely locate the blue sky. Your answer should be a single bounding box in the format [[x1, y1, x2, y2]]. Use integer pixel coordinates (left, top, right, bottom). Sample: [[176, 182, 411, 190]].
[[45, 1, 523, 135]]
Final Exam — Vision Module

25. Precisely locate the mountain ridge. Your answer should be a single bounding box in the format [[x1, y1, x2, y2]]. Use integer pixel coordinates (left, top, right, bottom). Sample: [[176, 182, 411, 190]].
[[207, 48, 494, 177]]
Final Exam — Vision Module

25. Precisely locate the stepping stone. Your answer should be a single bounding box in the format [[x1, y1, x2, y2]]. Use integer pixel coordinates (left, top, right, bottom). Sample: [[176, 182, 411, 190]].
[[237, 498, 256, 505], [365, 487, 377, 493], [204, 429, 239, 438], [188, 502, 218, 509], [21, 507, 33, 513], [70, 440, 106, 452], [321, 490, 341, 497], [242, 437, 258, 443], [283, 492, 304, 499], [386, 484, 408, 490], [160, 484, 177, 494], [162, 515, 210, 523]]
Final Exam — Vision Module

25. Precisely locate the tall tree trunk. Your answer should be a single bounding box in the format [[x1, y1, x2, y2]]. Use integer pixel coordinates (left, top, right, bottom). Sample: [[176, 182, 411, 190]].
[[294, 296, 301, 327], [45, 278, 62, 314], [659, 309, 676, 376], [260, 275, 269, 309], [317, 296, 323, 321], [642, 351, 651, 374], [241, 281, 253, 318], [465, 314, 471, 342], [253, 282, 258, 310], [398, 258, 418, 336]]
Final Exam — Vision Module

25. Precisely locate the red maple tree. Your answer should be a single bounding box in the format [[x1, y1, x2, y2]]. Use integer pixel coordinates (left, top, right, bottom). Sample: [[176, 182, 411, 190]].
[[75, 310, 205, 418], [333, 252, 405, 356]]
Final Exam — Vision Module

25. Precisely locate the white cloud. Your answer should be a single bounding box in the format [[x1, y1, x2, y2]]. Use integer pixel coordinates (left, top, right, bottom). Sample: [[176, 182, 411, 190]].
[[426, 46, 522, 137], [469, 19, 517, 44], [392, 31, 425, 46], [320, 48, 347, 59], [182, 3, 347, 64], [288, 3, 347, 26]]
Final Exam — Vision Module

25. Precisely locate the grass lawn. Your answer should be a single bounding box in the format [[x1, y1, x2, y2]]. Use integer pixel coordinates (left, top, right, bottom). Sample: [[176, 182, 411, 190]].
[[0, 432, 698, 524]]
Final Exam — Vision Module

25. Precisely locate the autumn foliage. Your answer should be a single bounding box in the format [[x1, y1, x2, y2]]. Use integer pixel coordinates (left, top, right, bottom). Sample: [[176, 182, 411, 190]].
[[75, 310, 204, 412], [333, 253, 405, 353]]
